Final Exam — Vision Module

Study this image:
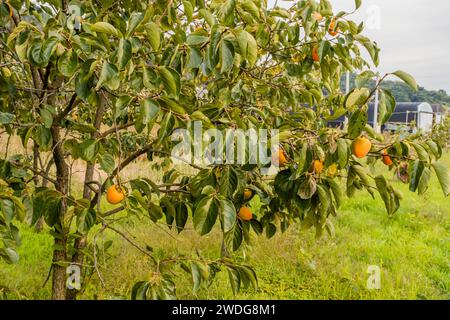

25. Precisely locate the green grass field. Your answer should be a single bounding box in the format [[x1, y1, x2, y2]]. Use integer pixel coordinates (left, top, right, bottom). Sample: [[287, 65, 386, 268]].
[[1, 152, 449, 300]]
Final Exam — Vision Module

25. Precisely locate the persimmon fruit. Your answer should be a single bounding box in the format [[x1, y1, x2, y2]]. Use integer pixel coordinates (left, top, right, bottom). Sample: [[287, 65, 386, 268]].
[[382, 149, 393, 166], [328, 19, 338, 36], [274, 149, 288, 167], [351, 137, 372, 158], [312, 46, 320, 62], [243, 188, 253, 200], [238, 206, 253, 221], [106, 185, 126, 205], [313, 160, 324, 174]]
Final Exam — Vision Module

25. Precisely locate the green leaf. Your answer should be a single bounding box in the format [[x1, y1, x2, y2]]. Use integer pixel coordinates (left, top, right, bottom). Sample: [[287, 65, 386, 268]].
[[135, 99, 158, 133], [347, 109, 368, 139], [44, 197, 62, 227], [352, 164, 375, 194], [241, 0, 260, 19], [77, 208, 96, 234], [236, 29, 257, 66], [355, 70, 375, 89], [219, 198, 236, 233], [57, 49, 78, 77], [237, 265, 258, 290], [0, 112, 14, 124], [337, 139, 349, 168], [327, 178, 343, 208], [99, 153, 115, 173], [225, 224, 244, 251], [183, 1, 194, 22], [145, 22, 161, 51], [218, 166, 240, 198], [126, 12, 144, 38], [147, 202, 163, 222], [40, 107, 53, 129], [75, 60, 95, 101], [158, 96, 186, 115], [374, 175, 392, 215], [187, 47, 202, 68], [431, 162, 450, 196], [91, 21, 120, 37], [80, 139, 99, 162], [117, 38, 132, 70], [35, 126, 53, 151], [193, 196, 218, 235], [227, 267, 241, 295], [2, 248, 19, 264], [186, 34, 209, 46], [425, 140, 441, 160], [412, 143, 429, 162], [191, 262, 203, 292], [158, 66, 181, 97], [265, 223, 276, 239], [218, 0, 236, 24], [115, 95, 133, 119], [378, 89, 396, 124], [175, 202, 189, 233], [355, 0, 362, 9], [199, 9, 217, 26], [317, 185, 330, 216], [345, 88, 370, 108], [392, 70, 418, 91], [356, 36, 379, 66], [270, 8, 291, 19], [27, 37, 59, 67], [32, 191, 47, 226], [318, 40, 331, 61], [0, 199, 14, 224], [409, 160, 424, 192], [156, 111, 175, 144], [96, 61, 120, 90], [220, 39, 235, 73], [295, 142, 309, 175], [131, 281, 150, 300], [139, 98, 160, 125], [374, 175, 400, 215], [418, 167, 431, 195]]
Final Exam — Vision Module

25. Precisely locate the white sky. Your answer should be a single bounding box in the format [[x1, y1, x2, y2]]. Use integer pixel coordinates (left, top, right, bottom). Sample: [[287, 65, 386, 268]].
[[268, 0, 450, 93]]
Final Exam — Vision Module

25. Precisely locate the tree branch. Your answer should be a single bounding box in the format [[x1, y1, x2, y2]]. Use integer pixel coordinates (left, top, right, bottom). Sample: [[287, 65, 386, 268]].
[[10, 161, 58, 186], [55, 93, 78, 123], [102, 206, 126, 218], [89, 146, 202, 208], [99, 122, 135, 138], [103, 223, 157, 264]]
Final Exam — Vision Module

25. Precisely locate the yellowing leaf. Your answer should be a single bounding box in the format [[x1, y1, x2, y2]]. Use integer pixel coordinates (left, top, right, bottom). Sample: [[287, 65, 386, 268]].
[[392, 70, 418, 91], [90, 21, 120, 38]]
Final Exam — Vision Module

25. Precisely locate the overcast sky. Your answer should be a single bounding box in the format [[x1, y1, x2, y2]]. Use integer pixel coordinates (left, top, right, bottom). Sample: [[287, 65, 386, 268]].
[[268, 0, 450, 93]]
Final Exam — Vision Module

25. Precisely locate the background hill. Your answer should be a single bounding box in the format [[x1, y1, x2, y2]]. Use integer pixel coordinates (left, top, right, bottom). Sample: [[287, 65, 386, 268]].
[[341, 74, 450, 106]]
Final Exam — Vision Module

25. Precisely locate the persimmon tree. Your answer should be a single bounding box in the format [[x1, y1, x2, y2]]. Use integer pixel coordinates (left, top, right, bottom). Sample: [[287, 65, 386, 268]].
[[0, 0, 449, 300]]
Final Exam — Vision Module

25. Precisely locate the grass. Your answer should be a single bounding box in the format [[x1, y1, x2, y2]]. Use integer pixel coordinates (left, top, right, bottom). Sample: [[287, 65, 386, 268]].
[[0, 152, 449, 300]]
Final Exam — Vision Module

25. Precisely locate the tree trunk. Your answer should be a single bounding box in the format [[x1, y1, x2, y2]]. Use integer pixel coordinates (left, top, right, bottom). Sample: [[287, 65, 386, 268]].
[[33, 142, 46, 232], [50, 126, 69, 300], [66, 93, 106, 300], [51, 236, 68, 300]]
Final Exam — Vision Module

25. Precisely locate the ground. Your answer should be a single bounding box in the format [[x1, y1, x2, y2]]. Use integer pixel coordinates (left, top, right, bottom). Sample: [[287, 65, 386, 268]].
[[0, 149, 449, 300]]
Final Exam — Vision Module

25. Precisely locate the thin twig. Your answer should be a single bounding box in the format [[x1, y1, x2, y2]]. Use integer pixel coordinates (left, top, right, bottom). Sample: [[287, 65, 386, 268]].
[[104, 223, 157, 264]]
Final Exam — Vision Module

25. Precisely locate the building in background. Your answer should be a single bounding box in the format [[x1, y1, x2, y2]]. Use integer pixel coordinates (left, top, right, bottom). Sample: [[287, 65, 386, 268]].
[[328, 102, 440, 133]]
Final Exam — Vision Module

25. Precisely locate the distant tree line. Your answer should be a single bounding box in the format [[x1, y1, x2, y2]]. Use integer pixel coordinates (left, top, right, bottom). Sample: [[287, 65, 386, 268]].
[[341, 73, 450, 106]]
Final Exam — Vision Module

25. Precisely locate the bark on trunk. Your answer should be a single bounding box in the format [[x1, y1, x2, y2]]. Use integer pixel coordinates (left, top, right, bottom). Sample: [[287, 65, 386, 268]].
[[33, 143, 45, 232], [50, 126, 69, 300], [66, 94, 106, 300]]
